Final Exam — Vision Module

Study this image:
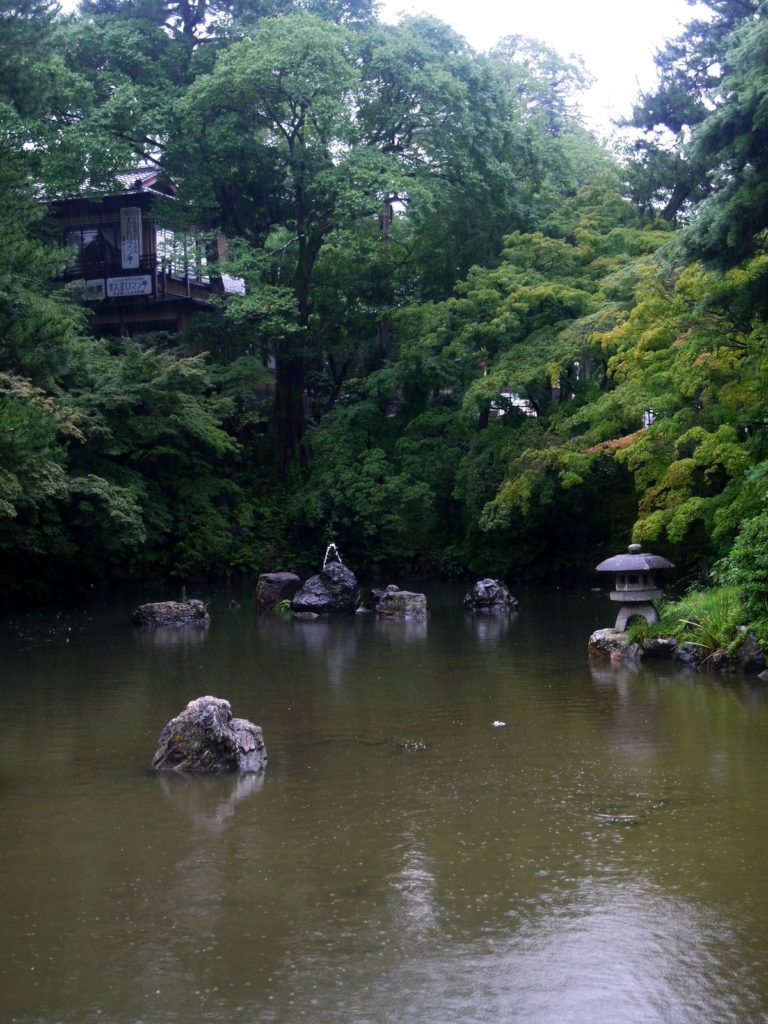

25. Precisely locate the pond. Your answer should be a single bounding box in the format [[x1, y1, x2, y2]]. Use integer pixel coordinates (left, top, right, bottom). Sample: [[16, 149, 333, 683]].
[[1, 584, 767, 1024]]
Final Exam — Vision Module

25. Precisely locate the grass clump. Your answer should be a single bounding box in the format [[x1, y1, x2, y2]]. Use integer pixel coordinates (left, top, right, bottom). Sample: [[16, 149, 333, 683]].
[[275, 598, 294, 619], [627, 585, 745, 656], [670, 586, 744, 656]]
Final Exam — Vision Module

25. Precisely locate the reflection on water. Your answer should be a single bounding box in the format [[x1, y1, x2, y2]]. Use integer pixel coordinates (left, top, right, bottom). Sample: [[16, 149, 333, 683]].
[[157, 771, 265, 832], [373, 614, 428, 642], [467, 610, 520, 644], [266, 615, 362, 685], [336, 879, 753, 1024], [1, 585, 768, 1024], [133, 622, 210, 648], [388, 838, 438, 937]]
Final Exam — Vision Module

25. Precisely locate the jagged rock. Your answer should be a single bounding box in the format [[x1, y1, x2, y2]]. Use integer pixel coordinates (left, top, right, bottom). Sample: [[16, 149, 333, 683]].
[[737, 632, 766, 672], [256, 572, 302, 610], [291, 560, 359, 614], [152, 696, 267, 773], [132, 599, 209, 627], [464, 578, 519, 613], [374, 584, 428, 620]]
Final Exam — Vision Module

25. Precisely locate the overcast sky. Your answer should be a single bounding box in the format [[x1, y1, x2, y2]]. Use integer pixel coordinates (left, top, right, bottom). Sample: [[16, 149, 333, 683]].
[[378, 0, 706, 134]]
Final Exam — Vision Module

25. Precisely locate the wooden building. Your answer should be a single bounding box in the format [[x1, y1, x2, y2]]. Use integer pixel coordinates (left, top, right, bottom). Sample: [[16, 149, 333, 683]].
[[52, 166, 242, 336]]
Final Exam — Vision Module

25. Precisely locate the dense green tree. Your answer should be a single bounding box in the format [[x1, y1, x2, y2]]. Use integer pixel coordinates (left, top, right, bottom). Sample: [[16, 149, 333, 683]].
[[682, 13, 768, 264], [7, 0, 768, 600], [625, 0, 761, 222], [166, 13, 604, 467]]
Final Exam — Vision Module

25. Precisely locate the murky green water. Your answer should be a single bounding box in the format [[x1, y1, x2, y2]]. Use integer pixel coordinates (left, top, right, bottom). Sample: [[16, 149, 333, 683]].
[[1, 584, 767, 1024]]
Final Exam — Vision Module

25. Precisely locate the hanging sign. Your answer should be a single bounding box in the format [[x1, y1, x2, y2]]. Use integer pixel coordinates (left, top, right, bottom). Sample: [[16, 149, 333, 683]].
[[107, 275, 152, 297], [120, 207, 142, 269]]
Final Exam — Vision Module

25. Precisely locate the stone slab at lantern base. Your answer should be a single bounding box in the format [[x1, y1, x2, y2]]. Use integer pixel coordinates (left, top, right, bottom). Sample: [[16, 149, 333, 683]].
[[588, 628, 634, 662], [613, 603, 659, 632], [588, 628, 680, 663]]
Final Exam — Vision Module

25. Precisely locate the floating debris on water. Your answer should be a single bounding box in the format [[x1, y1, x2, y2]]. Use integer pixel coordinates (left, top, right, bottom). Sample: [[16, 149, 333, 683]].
[[595, 812, 646, 826], [398, 738, 428, 752]]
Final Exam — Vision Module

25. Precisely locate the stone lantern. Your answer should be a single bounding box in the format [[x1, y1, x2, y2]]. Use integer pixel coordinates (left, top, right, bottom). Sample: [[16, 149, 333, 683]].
[[595, 543, 674, 633]]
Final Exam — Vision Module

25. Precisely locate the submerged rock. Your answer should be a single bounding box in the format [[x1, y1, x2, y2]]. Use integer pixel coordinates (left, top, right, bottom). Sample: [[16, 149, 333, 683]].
[[152, 695, 267, 773], [132, 599, 209, 627], [464, 578, 519, 613], [256, 571, 302, 610], [292, 560, 359, 614], [374, 584, 428, 621]]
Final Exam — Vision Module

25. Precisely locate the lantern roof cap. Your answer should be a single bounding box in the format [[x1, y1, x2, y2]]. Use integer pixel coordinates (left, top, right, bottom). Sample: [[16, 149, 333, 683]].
[[595, 543, 674, 573]]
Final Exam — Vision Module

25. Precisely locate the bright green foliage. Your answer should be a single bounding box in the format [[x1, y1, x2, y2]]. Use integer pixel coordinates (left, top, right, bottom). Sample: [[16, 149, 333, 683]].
[[720, 503, 768, 621], [591, 256, 767, 561], [285, 182, 667, 576], [628, 585, 745, 653], [0, 376, 68, 521]]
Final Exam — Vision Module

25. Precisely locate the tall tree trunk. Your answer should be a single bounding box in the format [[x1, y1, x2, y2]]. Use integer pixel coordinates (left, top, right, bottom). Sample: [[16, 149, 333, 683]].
[[272, 210, 319, 469], [274, 344, 306, 470]]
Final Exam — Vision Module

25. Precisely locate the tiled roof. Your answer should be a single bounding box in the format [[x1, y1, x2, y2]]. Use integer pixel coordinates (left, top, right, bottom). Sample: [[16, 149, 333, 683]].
[[115, 165, 165, 192]]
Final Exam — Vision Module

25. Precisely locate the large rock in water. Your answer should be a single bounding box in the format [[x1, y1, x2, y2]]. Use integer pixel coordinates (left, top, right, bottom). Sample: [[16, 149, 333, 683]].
[[291, 560, 359, 614], [464, 578, 519, 613], [374, 584, 428, 620], [152, 696, 267, 773], [256, 572, 302, 610], [132, 599, 209, 627]]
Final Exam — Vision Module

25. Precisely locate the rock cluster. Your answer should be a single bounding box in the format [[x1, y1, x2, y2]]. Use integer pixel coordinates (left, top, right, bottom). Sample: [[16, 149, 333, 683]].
[[464, 578, 519, 613], [152, 696, 267, 773], [588, 627, 767, 676], [132, 599, 209, 627]]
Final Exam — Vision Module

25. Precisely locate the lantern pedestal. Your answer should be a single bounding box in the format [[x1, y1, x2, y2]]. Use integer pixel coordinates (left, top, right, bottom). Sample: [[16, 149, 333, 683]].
[[613, 602, 659, 633]]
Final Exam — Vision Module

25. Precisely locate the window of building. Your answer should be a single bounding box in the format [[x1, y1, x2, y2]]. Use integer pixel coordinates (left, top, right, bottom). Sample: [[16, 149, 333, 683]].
[[156, 229, 210, 283], [65, 225, 120, 268]]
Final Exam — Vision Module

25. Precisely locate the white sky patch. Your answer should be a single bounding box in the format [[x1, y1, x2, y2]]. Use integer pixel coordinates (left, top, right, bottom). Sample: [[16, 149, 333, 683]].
[[379, 0, 710, 135]]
